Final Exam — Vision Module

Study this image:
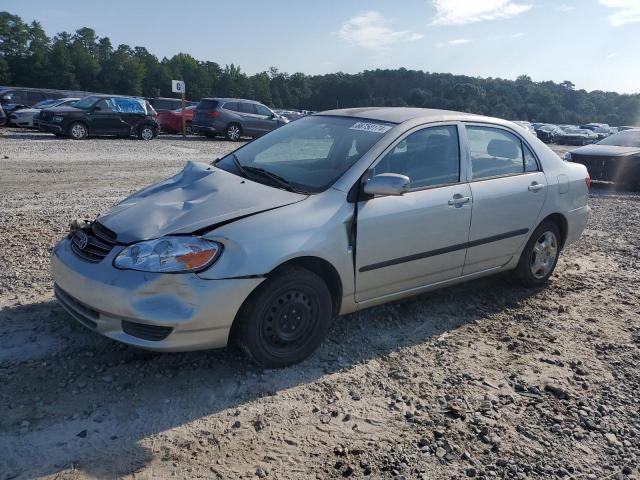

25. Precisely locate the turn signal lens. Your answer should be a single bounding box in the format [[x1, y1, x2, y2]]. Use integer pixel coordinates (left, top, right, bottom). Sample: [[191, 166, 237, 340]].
[[585, 175, 591, 191]]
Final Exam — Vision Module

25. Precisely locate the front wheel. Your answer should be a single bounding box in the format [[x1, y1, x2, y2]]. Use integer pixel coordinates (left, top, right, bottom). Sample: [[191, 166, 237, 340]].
[[226, 123, 242, 141], [68, 122, 88, 140], [515, 221, 561, 287], [138, 125, 155, 140], [232, 266, 333, 368]]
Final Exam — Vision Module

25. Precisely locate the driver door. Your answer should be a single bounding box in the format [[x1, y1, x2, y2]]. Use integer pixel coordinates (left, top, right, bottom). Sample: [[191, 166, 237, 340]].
[[88, 98, 124, 134], [355, 124, 472, 302]]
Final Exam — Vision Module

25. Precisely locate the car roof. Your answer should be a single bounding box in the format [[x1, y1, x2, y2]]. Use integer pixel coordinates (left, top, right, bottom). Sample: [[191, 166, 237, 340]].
[[315, 107, 502, 125], [200, 97, 263, 104]]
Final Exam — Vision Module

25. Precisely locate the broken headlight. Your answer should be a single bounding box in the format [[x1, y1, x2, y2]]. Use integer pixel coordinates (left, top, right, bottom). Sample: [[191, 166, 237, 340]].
[[114, 236, 222, 273]]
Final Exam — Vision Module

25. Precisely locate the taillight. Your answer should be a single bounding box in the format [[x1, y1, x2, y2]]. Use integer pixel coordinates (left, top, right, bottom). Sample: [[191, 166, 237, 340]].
[[585, 175, 591, 191], [208, 111, 221, 118]]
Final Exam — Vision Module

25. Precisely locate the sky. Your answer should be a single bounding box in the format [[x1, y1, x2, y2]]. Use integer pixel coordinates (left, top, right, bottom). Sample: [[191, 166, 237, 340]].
[[2, 0, 640, 93]]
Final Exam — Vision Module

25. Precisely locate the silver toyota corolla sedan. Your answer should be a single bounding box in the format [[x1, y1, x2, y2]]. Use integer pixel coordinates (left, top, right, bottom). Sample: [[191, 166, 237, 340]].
[[52, 108, 591, 367]]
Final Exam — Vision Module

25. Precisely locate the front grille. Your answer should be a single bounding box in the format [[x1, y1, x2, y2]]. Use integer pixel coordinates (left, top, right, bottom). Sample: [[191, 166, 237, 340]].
[[40, 110, 53, 122], [122, 321, 173, 341], [71, 222, 118, 263], [54, 284, 99, 330], [570, 154, 630, 181]]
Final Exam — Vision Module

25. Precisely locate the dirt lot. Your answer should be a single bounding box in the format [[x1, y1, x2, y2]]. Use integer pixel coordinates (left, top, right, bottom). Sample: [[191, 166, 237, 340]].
[[1, 129, 639, 480]]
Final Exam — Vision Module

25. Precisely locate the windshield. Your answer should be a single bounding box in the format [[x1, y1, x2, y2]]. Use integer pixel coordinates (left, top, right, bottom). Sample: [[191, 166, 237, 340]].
[[33, 99, 60, 109], [73, 95, 101, 109], [597, 130, 640, 148], [215, 115, 394, 193]]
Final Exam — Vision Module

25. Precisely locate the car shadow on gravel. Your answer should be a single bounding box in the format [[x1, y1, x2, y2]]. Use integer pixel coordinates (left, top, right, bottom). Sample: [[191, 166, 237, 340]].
[[1, 273, 542, 479]]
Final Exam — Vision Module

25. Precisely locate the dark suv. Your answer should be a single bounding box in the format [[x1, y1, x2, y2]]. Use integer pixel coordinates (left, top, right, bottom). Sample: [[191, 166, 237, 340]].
[[192, 98, 288, 141], [39, 95, 159, 140]]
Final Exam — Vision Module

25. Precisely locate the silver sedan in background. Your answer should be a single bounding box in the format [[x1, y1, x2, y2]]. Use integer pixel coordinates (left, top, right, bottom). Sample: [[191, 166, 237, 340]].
[[51, 108, 591, 367]]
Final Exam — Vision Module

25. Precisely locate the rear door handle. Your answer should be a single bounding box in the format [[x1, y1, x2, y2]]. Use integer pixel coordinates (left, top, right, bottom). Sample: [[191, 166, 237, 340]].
[[448, 195, 470, 207], [528, 182, 545, 192]]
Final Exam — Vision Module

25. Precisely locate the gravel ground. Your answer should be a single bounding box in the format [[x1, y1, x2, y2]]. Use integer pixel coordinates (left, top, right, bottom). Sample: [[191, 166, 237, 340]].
[[0, 129, 639, 480]]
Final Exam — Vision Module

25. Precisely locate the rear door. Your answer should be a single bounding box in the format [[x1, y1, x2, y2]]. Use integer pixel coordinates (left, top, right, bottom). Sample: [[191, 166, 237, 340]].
[[237, 102, 260, 136], [462, 124, 547, 275], [355, 124, 472, 302], [114, 98, 147, 133]]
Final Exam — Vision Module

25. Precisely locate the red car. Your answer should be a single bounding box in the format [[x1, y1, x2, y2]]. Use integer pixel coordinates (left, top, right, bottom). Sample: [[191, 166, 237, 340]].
[[157, 106, 196, 134]]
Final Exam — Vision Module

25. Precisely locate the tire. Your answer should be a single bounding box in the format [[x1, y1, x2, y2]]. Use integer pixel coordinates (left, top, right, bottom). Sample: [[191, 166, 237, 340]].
[[138, 124, 155, 141], [68, 122, 88, 140], [226, 123, 242, 141], [232, 266, 333, 368], [185, 122, 193, 135], [515, 221, 561, 287]]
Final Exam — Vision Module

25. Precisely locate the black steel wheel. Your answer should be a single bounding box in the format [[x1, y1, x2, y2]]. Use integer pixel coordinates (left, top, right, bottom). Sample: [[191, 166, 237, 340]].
[[233, 266, 333, 368]]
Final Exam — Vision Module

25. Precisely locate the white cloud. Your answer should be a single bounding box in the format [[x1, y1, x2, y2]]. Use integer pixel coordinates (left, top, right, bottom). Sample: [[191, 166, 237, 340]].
[[599, 0, 640, 26], [436, 38, 472, 47], [511, 32, 525, 38], [430, 0, 532, 25], [606, 52, 620, 58], [338, 11, 424, 50], [555, 4, 574, 12]]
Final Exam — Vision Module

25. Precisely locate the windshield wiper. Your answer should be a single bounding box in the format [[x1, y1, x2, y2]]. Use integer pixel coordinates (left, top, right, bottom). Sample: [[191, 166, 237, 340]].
[[243, 166, 299, 193], [229, 153, 248, 178]]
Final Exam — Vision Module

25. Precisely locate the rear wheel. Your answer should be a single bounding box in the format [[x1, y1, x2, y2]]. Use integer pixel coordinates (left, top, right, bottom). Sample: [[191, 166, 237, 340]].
[[185, 122, 193, 135], [226, 123, 242, 141], [138, 124, 155, 140], [68, 122, 88, 140], [233, 266, 333, 368], [515, 221, 561, 287]]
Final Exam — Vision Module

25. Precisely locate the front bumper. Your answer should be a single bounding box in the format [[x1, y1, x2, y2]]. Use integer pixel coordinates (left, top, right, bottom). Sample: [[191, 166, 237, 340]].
[[51, 238, 263, 351], [39, 121, 64, 133]]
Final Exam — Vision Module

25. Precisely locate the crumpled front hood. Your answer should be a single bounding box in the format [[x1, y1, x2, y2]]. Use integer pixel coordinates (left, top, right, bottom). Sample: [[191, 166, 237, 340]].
[[571, 144, 640, 157], [98, 161, 307, 243]]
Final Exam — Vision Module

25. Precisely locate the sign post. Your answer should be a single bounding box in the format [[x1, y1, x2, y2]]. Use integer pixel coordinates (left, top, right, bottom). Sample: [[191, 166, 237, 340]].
[[171, 80, 186, 137]]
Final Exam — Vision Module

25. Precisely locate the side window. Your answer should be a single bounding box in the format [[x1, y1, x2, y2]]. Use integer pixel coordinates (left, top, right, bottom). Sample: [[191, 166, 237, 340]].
[[223, 102, 238, 112], [523, 143, 539, 172], [466, 126, 525, 180], [255, 104, 272, 117], [96, 99, 117, 112], [240, 102, 255, 114], [374, 125, 460, 189]]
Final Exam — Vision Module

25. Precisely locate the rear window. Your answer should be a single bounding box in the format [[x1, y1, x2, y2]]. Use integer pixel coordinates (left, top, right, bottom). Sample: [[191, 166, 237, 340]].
[[223, 102, 239, 112], [197, 100, 220, 110]]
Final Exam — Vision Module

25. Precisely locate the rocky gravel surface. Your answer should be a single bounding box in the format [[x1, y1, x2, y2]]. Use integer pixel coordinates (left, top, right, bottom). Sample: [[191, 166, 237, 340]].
[[1, 129, 639, 480]]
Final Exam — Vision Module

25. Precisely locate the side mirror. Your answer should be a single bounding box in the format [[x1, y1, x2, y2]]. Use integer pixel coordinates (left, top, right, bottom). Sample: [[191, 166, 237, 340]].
[[363, 173, 411, 197]]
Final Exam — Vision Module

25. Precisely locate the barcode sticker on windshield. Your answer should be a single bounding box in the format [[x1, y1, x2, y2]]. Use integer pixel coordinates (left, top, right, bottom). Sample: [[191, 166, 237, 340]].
[[349, 122, 392, 134]]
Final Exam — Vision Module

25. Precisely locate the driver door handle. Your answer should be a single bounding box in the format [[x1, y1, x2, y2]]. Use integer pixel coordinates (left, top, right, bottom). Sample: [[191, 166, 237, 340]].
[[448, 195, 470, 207], [528, 182, 545, 192]]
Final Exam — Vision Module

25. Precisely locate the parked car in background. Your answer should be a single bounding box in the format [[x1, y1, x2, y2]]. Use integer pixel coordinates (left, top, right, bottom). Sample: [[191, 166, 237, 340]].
[[0, 105, 5, 127], [556, 128, 598, 145], [157, 105, 196, 134], [0, 86, 91, 108], [9, 97, 79, 128], [39, 95, 159, 140], [146, 97, 198, 112], [513, 121, 536, 134], [592, 126, 613, 140], [565, 129, 640, 190], [618, 126, 639, 131], [51, 107, 590, 367], [192, 98, 288, 141], [580, 123, 609, 132], [534, 124, 564, 143], [274, 109, 305, 121]]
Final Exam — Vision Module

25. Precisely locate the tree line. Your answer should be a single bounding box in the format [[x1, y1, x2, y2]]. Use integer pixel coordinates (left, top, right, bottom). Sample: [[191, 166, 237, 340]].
[[1, 11, 638, 126]]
